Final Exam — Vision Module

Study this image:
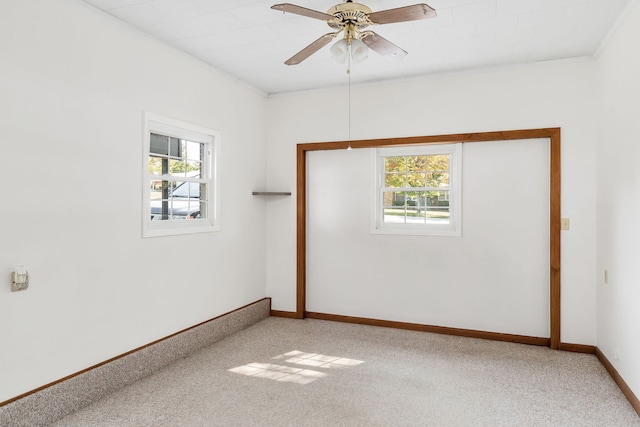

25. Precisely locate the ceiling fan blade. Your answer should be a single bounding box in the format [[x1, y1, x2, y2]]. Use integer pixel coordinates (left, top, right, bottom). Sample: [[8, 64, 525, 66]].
[[361, 32, 407, 60], [271, 3, 335, 21], [367, 4, 436, 25], [284, 33, 336, 65]]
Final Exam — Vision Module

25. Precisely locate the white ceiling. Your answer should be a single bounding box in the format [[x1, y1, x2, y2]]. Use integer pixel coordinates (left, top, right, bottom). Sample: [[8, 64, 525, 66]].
[[82, 0, 631, 94]]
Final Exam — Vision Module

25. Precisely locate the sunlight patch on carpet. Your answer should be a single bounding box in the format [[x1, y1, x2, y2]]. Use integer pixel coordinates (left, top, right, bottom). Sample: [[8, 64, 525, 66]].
[[273, 350, 365, 369], [228, 350, 364, 384]]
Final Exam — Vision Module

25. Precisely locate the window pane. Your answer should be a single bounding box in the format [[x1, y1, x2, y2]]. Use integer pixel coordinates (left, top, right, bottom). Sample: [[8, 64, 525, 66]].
[[148, 157, 163, 175], [383, 207, 405, 223], [385, 157, 406, 172], [427, 190, 449, 204], [426, 191, 450, 222], [405, 191, 423, 223], [407, 209, 426, 224], [427, 154, 449, 170], [426, 172, 449, 187], [416, 191, 428, 210], [170, 159, 186, 176], [427, 206, 449, 222], [408, 172, 425, 187], [385, 172, 406, 188], [392, 191, 406, 207], [186, 160, 202, 176], [190, 200, 205, 219], [200, 183, 208, 202], [150, 133, 169, 155], [150, 179, 163, 199], [406, 155, 423, 172], [382, 191, 394, 207], [406, 191, 419, 207], [185, 141, 203, 161], [383, 191, 406, 223], [171, 181, 200, 198], [169, 137, 181, 158], [152, 180, 173, 194]]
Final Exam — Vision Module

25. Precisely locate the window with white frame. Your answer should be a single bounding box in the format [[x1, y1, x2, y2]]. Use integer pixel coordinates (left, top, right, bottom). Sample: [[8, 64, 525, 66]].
[[373, 143, 462, 236], [143, 113, 219, 237]]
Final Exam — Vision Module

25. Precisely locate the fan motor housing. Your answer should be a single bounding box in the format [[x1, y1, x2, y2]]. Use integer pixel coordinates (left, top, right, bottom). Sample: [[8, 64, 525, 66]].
[[327, 2, 372, 30]]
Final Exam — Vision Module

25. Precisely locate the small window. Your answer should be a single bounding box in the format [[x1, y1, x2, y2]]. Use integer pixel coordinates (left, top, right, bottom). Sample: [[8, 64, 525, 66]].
[[143, 113, 220, 237], [372, 143, 462, 236]]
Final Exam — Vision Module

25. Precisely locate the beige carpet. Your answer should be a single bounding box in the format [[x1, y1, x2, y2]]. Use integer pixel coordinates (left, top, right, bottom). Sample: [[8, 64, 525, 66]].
[[52, 317, 640, 426]]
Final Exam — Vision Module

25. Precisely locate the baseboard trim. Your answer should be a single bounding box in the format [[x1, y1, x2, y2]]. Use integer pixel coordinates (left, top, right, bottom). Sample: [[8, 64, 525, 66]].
[[305, 312, 550, 347], [278, 311, 600, 355], [559, 342, 596, 354], [0, 298, 271, 427], [270, 309, 300, 319], [596, 347, 640, 416]]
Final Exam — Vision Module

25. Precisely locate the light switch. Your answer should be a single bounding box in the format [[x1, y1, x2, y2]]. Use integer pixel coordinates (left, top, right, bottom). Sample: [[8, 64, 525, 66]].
[[561, 218, 570, 230]]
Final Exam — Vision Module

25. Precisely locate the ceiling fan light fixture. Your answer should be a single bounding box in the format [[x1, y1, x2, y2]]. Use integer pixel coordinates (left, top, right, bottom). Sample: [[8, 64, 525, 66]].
[[330, 38, 349, 63], [272, 2, 436, 65], [350, 38, 369, 63]]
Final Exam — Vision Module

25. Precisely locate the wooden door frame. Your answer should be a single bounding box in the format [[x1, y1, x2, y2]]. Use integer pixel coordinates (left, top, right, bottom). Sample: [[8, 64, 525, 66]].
[[296, 128, 562, 349]]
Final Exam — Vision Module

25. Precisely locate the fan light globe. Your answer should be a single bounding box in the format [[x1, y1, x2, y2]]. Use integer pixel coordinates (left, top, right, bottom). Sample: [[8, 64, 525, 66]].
[[351, 38, 369, 63], [330, 39, 349, 63]]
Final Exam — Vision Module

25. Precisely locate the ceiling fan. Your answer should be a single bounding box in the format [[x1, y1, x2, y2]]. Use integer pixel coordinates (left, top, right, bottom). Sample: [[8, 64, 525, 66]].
[[271, 0, 436, 65]]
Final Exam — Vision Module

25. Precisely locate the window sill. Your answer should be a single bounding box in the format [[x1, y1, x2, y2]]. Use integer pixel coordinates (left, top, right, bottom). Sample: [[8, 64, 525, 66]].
[[371, 225, 461, 237], [143, 220, 219, 238]]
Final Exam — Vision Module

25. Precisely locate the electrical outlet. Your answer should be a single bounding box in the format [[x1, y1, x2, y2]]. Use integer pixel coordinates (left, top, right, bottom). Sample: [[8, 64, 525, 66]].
[[604, 269, 608, 284], [11, 270, 29, 292]]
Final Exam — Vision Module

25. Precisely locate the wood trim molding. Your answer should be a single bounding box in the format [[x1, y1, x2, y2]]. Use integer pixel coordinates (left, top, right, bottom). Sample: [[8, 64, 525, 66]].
[[296, 144, 307, 320], [549, 127, 562, 349], [306, 312, 550, 346], [559, 342, 596, 354], [297, 128, 562, 348], [276, 309, 597, 356], [270, 310, 299, 319], [596, 347, 640, 416]]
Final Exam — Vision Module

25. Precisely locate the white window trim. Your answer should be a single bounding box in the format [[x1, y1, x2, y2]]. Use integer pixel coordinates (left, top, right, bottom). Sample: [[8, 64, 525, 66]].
[[371, 143, 462, 237], [142, 112, 220, 238]]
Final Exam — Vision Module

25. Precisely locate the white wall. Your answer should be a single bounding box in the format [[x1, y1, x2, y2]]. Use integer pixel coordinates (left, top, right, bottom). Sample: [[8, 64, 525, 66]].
[[0, 0, 267, 402], [307, 139, 550, 337], [596, 0, 640, 400], [267, 60, 600, 345], [2, 0, 629, 405]]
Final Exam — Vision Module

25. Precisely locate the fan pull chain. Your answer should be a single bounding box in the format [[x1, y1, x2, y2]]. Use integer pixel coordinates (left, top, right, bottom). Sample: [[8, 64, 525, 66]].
[[347, 43, 352, 149]]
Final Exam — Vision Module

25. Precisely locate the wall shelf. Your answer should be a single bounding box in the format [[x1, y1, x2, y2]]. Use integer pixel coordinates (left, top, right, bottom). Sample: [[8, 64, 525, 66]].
[[252, 191, 291, 196]]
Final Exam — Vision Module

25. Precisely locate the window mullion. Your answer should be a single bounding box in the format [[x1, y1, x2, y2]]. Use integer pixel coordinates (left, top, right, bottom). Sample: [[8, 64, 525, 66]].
[[161, 157, 169, 220]]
